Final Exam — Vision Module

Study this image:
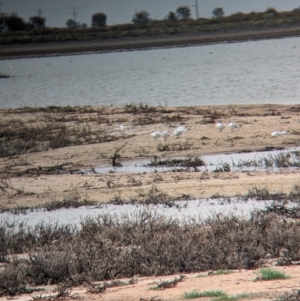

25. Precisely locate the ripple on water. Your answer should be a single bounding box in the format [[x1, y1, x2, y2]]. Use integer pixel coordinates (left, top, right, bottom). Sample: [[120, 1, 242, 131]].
[[1, 37, 300, 108]]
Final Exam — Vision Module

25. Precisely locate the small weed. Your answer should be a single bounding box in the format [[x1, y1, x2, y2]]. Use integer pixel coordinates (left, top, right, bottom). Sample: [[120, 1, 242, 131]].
[[257, 269, 290, 281], [212, 293, 249, 301], [183, 290, 226, 299], [157, 276, 185, 289], [157, 143, 171, 152], [213, 269, 234, 275], [149, 286, 160, 291], [214, 162, 231, 172]]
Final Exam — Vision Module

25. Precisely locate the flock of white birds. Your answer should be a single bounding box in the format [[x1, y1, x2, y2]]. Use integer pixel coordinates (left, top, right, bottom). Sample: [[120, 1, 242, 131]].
[[151, 126, 188, 142], [215, 121, 287, 138], [115, 121, 287, 143]]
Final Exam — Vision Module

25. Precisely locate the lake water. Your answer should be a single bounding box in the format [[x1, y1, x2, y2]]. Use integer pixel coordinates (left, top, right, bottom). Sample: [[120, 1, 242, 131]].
[[1, 37, 300, 109]]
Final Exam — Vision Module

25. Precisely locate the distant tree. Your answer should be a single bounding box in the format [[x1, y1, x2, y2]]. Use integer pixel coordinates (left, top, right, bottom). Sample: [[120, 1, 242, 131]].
[[264, 7, 278, 19], [29, 16, 46, 29], [166, 11, 177, 21], [66, 18, 76, 28], [5, 13, 26, 31], [91, 12, 107, 27], [176, 5, 191, 19], [132, 10, 151, 24], [0, 13, 7, 31], [265, 7, 278, 14], [212, 7, 225, 18], [80, 23, 88, 29]]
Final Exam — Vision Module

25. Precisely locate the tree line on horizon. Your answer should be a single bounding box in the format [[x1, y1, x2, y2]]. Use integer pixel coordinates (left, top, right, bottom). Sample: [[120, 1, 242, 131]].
[[0, 5, 299, 32]]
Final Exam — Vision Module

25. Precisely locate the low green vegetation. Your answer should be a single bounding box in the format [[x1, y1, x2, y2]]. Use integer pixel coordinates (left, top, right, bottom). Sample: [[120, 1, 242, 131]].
[[149, 286, 160, 291], [183, 290, 226, 299], [257, 269, 290, 280], [212, 293, 249, 301], [183, 290, 248, 300]]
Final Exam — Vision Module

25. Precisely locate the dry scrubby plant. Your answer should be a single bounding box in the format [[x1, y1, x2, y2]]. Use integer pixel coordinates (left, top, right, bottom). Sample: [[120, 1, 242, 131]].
[[1, 208, 300, 295], [148, 156, 205, 171], [233, 152, 300, 169], [0, 106, 131, 158]]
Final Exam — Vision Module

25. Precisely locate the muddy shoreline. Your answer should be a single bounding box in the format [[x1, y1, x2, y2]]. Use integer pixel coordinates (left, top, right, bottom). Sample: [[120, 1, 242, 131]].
[[1, 104, 300, 210], [1, 25, 300, 59]]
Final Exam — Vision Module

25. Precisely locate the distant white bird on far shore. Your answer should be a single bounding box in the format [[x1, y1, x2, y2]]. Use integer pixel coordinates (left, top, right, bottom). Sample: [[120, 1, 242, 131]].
[[160, 130, 170, 142], [271, 131, 287, 137], [151, 131, 161, 141], [228, 121, 240, 132], [215, 121, 226, 132], [172, 126, 188, 138]]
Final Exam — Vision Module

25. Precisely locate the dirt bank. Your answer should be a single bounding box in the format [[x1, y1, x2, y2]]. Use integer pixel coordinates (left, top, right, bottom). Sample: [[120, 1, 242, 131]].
[[1, 26, 300, 59]]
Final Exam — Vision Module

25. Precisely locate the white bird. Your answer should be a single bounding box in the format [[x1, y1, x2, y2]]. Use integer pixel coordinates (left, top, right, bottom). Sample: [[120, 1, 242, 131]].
[[228, 121, 240, 132], [172, 126, 188, 138], [151, 131, 161, 141], [117, 124, 126, 131], [115, 124, 133, 136], [160, 130, 170, 142], [215, 121, 226, 132], [271, 131, 287, 137]]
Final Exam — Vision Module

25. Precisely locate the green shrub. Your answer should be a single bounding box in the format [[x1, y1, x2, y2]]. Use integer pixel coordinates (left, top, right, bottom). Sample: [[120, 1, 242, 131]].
[[258, 269, 290, 280], [183, 290, 226, 299]]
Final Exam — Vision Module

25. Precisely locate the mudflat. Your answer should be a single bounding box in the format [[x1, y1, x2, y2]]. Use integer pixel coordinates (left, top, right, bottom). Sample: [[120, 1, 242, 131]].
[[1, 103, 300, 210]]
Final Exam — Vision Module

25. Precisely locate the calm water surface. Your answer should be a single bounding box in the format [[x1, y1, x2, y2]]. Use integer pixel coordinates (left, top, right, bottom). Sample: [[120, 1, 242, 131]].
[[1, 37, 300, 108], [0, 200, 273, 227]]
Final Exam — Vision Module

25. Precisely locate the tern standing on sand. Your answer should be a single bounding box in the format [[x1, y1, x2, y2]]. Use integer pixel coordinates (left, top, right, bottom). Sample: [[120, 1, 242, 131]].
[[228, 121, 240, 131], [151, 131, 161, 141], [172, 126, 188, 138], [160, 130, 170, 142], [215, 121, 226, 132]]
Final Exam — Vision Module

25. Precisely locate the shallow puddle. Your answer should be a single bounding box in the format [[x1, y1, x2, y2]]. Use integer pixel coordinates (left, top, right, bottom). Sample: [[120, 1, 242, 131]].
[[0, 199, 276, 227], [95, 147, 300, 174]]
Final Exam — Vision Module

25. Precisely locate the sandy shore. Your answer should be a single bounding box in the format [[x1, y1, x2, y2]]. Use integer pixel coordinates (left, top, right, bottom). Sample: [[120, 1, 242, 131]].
[[1, 104, 300, 210], [2, 266, 300, 301]]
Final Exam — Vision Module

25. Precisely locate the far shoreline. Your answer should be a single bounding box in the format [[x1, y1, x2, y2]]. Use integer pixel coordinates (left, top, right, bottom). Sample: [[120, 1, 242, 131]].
[[1, 25, 300, 59]]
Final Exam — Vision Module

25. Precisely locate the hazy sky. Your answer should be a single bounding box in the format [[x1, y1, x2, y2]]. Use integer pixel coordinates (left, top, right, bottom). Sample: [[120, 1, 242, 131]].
[[2, 0, 300, 27]]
